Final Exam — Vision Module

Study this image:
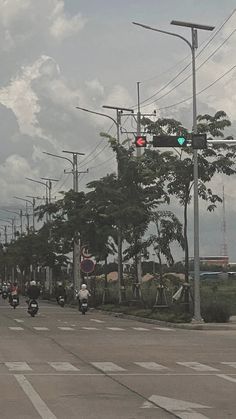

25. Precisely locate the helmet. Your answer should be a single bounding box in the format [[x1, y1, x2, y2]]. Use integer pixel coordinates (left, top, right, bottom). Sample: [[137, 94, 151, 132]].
[[81, 284, 87, 289], [57, 282, 62, 286], [30, 280, 36, 286]]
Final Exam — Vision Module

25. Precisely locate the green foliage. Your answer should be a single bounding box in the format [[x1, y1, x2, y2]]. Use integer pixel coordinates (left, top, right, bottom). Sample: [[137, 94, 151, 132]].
[[201, 302, 231, 323]]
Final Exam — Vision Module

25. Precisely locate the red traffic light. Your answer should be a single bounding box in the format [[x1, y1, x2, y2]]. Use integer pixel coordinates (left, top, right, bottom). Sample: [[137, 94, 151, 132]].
[[135, 136, 147, 147]]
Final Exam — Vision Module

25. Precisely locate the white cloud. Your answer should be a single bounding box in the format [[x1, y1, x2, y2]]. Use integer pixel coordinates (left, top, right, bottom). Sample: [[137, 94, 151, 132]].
[[49, 0, 87, 41]]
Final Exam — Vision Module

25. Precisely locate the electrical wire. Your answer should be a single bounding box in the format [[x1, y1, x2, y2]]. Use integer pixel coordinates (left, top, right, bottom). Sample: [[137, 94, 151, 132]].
[[156, 63, 236, 111], [133, 9, 236, 109]]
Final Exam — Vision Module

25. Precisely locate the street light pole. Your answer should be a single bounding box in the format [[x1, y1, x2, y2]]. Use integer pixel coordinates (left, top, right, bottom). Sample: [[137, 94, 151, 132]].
[[76, 105, 133, 303], [133, 19, 214, 321], [13, 197, 36, 233], [43, 150, 85, 298]]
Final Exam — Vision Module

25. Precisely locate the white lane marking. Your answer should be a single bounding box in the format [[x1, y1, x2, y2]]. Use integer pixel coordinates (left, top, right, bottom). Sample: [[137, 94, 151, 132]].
[[9, 327, 24, 331], [33, 327, 49, 331], [177, 362, 219, 371], [154, 327, 173, 331], [90, 319, 104, 323], [15, 374, 57, 419], [217, 374, 236, 383], [5, 362, 32, 371], [135, 362, 168, 371], [91, 362, 126, 372], [82, 327, 99, 330], [132, 327, 150, 331], [58, 327, 74, 331], [221, 362, 236, 368], [14, 319, 24, 323], [49, 362, 79, 372], [107, 327, 125, 331]]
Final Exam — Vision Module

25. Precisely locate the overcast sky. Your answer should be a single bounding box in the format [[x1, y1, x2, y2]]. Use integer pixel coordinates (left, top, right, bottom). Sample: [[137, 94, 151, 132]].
[[0, 0, 236, 261]]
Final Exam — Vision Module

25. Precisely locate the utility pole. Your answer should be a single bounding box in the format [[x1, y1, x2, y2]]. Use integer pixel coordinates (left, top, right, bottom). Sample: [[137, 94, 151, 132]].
[[103, 105, 134, 303], [62, 150, 85, 297], [43, 150, 86, 298]]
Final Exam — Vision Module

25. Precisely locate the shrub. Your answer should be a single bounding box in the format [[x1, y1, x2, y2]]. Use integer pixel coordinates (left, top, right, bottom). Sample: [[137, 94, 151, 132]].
[[201, 302, 231, 323]]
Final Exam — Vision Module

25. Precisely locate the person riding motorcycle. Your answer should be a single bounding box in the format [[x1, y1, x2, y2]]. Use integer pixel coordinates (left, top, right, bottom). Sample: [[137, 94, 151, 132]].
[[55, 282, 67, 304], [27, 280, 40, 301], [9, 282, 20, 304], [77, 284, 91, 310]]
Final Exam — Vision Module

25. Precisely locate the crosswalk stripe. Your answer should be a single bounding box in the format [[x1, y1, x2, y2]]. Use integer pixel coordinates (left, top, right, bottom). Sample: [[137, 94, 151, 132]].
[[9, 327, 24, 331], [132, 327, 150, 331], [58, 327, 74, 331], [49, 362, 79, 371], [33, 327, 49, 331], [82, 327, 99, 330], [221, 362, 236, 368], [107, 327, 125, 331], [154, 327, 173, 331], [177, 362, 219, 371], [217, 374, 236, 383], [90, 319, 104, 323], [135, 362, 168, 371], [91, 362, 126, 372], [5, 362, 32, 371]]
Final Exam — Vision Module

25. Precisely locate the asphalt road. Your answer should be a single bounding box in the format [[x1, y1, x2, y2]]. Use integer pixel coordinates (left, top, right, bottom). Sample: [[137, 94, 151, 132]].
[[0, 297, 236, 419]]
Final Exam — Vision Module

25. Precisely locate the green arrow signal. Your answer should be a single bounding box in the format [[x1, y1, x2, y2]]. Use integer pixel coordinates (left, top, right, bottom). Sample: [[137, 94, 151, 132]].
[[177, 137, 186, 146]]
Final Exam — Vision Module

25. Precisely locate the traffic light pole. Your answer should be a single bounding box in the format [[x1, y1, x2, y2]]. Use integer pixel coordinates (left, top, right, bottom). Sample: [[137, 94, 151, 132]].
[[133, 19, 214, 322]]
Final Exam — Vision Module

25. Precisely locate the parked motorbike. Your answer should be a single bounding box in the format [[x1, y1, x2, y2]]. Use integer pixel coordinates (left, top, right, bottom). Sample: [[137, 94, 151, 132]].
[[10, 296, 19, 309], [80, 298, 88, 315], [27, 299, 39, 317], [57, 296, 65, 307]]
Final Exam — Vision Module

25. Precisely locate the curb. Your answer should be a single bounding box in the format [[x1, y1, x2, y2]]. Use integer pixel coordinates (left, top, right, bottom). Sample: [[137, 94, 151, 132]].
[[95, 309, 236, 331]]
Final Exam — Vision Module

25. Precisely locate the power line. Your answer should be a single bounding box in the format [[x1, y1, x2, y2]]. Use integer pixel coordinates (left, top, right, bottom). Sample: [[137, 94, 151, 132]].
[[135, 9, 236, 109]]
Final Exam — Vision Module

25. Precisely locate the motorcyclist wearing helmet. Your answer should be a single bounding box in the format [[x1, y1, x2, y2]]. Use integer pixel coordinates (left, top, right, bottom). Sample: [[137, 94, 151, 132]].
[[77, 284, 91, 310], [27, 280, 40, 300], [9, 282, 20, 304], [55, 281, 67, 304]]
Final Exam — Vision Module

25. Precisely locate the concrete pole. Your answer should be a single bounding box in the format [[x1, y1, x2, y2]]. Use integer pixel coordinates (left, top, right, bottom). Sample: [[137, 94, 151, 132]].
[[136, 82, 142, 294], [73, 153, 81, 297]]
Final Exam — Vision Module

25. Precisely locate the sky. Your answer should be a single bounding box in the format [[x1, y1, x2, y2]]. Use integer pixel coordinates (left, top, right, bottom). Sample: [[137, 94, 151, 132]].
[[0, 0, 236, 262]]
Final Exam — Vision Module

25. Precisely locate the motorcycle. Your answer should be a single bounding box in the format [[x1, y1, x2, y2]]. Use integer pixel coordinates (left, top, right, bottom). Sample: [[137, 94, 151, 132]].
[[57, 296, 65, 307], [27, 299, 39, 317], [10, 296, 19, 309], [80, 298, 88, 315], [2, 290, 8, 300]]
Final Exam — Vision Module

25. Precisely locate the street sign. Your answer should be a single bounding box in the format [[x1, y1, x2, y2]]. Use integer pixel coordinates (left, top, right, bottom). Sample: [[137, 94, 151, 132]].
[[81, 246, 92, 259], [191, 134, 207, 149], [80, 259, 95, 273]]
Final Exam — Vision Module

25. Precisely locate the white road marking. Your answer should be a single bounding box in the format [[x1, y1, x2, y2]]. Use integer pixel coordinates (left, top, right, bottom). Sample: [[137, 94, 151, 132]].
[[135, 362, 168, 371], [14, 319, 24, 323], [91, 362, 126, 372], [177, 362, 219, 372], [221, 362, 236, 368], [33, 327, 49, 331], [82, 327, 99, 330], [5, 362, 32, 371], [9, 327, 24, 331], [132, 327, 150, 331], [49, 362, 79, 371], [58, 327, 74, 331], [217, 374, 236, 383], [141, 394, 211, 418], [90, 318, 104, 323], [15, 374, 57, 419], [107, 327, 125, 331], [154, 327, 173, 331]]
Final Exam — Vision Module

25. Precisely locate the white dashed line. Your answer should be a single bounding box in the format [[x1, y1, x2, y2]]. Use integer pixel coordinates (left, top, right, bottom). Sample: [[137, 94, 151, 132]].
[[91, 362, 126, 372], [135, 362, 169, 371], [49, 362, 79, 371], [5, 362, 32, 371], [9, 327, 24, 331], [33, 327, 49, 331], [132, 327, 150, 331], [177, 362, 219, 371], [90, 319, 105, 323], [57, 327, 74, 331], [106, 327, 125, 331]]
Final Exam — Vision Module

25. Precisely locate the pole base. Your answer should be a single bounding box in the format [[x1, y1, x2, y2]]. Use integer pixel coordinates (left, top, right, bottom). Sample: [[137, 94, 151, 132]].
[[191, 317, 204, 324]]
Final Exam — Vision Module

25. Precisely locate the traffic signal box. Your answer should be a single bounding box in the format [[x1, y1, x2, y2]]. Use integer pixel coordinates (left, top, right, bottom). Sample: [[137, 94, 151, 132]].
[[153, 135, 188, 148], [135, 136, 147, 147]]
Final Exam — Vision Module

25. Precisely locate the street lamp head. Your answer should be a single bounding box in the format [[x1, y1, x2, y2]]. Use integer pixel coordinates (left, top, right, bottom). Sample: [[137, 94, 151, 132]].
[[171, 20, 215, 31]]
